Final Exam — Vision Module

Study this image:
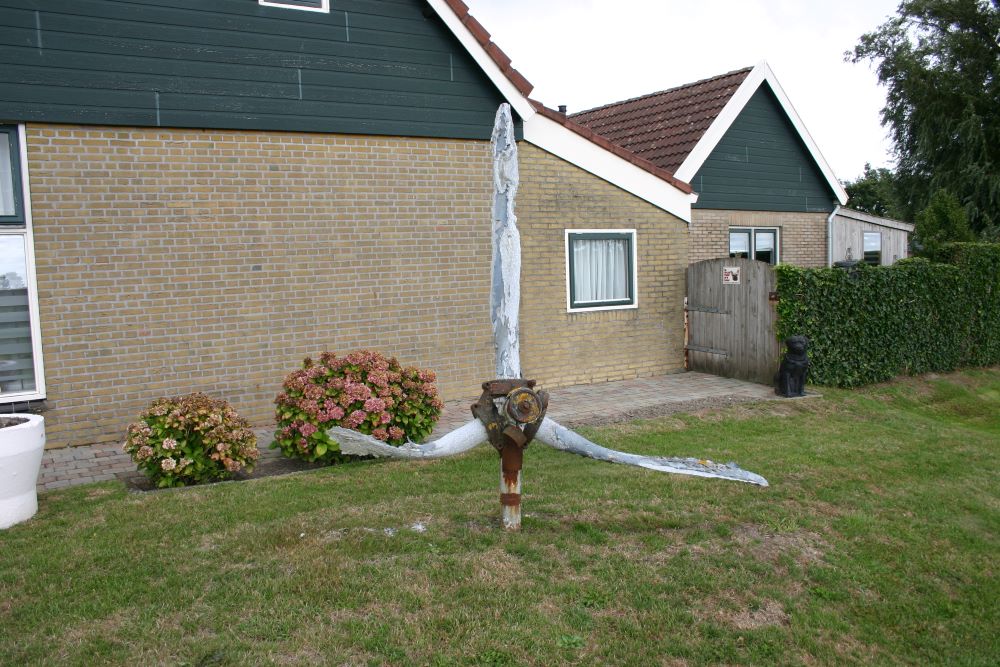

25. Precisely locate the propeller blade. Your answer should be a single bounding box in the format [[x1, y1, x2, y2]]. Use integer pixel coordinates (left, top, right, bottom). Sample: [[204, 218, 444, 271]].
[[327, 419, 487, 459], [534, 418, 769, 487]]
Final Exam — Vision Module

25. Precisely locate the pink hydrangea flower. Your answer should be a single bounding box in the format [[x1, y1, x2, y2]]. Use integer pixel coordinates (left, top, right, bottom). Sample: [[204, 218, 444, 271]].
[[372, 428, 388, 441], [345, 410, 367, 428], [162, 437, 178, 451], [161, 458, 177, 471]]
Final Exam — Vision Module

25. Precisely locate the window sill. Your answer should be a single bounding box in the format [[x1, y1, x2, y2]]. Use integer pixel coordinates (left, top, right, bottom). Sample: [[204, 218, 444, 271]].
[[567, 303, 639, 314], [0, 397, 47, 413]]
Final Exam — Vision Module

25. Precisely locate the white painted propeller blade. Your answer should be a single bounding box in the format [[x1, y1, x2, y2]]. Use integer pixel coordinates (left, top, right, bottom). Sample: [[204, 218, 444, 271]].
[[328, 419, 487, 459], [490, 103, 521, 380], [325, 417, 767, 487], [535, 418, 769, 486]]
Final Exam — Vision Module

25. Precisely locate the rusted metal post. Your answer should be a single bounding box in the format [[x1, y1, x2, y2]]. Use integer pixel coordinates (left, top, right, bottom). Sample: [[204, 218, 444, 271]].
[[499, 434, 524, 530], [471, 380, 547, 531]]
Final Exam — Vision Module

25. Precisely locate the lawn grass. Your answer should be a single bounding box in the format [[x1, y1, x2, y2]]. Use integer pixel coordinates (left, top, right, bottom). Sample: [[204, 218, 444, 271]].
[[1, 370, 998, 666]]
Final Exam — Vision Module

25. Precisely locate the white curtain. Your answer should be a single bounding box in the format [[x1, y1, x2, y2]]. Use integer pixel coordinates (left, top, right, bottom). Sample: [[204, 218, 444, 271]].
[[573, 238, 628, 303], [0, 134, 14, 217]]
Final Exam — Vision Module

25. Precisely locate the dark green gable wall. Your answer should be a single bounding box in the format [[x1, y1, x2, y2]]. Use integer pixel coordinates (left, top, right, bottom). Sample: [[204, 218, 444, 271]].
[[692, 84, 836, 212], [0, 0, 509, 139]]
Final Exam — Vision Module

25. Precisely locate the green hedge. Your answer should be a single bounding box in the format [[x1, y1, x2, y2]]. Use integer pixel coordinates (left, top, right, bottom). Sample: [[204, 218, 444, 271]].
[[775, 243, 1000, 387]]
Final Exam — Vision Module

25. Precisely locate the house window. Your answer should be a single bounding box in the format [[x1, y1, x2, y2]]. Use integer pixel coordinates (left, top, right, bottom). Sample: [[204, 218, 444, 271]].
[[863, 232, 882, 265], [0, 127, 24, 223], [0, 125, 44, 402], [729, 228, 779, 265], [259, 0, 330, 12], [566, 230, 637, 311]]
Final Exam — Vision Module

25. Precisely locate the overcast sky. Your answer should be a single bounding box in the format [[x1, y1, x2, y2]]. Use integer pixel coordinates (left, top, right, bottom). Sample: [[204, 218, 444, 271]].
[[463, 0, 901, 183]]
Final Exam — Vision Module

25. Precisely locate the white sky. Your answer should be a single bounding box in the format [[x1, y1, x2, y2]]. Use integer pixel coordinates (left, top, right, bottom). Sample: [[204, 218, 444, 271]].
[[463, 0, 900, 183]]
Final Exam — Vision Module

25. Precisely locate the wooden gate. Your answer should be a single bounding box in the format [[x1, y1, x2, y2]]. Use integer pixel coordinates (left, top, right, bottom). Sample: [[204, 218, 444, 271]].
[[685, 258, 780, 385]]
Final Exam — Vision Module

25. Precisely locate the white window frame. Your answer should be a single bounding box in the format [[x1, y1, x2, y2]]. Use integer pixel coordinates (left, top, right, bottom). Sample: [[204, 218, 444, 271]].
[[0, 125, 45, 403], [729, 226, 780, 265], [565, 229, 639, 313], [259, 0, 331, 13], [863, 231, 882, 266]]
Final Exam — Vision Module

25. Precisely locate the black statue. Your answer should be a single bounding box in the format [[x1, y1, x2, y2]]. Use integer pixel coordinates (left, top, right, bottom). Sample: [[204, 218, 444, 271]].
[[775, 336, 810, 397]]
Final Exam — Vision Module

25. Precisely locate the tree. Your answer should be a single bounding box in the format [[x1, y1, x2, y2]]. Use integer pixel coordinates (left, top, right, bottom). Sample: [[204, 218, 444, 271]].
[[913, 189, 975, 258], [843, 163, 905, 219], [0, 272, 24, 290], [850, 0, 1000, 237]]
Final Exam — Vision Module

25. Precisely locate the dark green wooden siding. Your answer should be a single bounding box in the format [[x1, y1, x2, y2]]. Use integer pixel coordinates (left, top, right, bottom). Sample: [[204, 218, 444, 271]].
[[692, 85, 836, 212], [0, 0, 509, 140]]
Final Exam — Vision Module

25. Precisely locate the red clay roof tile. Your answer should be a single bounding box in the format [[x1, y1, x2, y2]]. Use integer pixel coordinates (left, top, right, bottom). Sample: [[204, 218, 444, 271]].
[[530, 100, 694, 194], [571, 68, 753, 173]]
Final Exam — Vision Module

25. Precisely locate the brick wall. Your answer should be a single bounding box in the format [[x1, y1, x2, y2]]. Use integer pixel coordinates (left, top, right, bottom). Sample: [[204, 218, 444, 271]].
[[691, 210, 829, 267], [26, 125, 496, 449], [517, 143, 689, 388]]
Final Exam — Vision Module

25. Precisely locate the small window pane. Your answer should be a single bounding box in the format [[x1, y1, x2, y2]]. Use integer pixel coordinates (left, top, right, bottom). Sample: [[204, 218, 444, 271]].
[[754, 230, 776, 265], [729, 232, 750, 258], [572, 237, 629, 303], [863, 232, 882, 266], [0, 235, 36, 394], [259, 0, 327, 10], [0, 133, 15, 217]]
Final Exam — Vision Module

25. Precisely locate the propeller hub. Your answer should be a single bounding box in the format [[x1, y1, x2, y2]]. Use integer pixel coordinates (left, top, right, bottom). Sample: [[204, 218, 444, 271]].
[[505, 387, 543, 424]]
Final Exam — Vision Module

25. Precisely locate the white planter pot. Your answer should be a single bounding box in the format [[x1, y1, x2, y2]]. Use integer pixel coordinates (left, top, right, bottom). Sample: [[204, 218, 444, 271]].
[[0, 414, 45, 529]]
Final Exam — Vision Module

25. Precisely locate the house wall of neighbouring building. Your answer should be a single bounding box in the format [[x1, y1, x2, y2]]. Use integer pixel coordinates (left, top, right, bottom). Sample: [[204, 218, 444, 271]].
[[690, 209, 829, 268], [517, 143, 689, 387], [831, 215, 910, 265], [26, 124, 497, 450]]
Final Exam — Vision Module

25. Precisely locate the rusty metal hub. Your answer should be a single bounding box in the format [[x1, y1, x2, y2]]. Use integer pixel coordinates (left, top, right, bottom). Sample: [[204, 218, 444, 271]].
[[505, 387, 544, 424], [471, 379, 549, 452]]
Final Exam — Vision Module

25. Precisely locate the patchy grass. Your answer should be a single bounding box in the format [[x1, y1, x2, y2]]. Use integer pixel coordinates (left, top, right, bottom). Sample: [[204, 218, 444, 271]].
[[2, 370, 998, 666]]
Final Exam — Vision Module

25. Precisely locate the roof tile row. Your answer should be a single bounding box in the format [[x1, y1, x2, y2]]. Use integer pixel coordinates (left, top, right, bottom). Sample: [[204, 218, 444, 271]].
[[571, 68, 752, 173]]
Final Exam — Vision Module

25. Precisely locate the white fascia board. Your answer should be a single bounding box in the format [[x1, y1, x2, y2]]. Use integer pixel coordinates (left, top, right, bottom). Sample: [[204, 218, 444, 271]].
[[675, 61, 848, 206], [425, 0, 535, 121], [524, 113, 696, 222]]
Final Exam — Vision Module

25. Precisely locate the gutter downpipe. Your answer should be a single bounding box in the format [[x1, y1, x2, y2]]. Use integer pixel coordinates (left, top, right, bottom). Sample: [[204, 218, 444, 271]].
[[826, 204, 841, 267]]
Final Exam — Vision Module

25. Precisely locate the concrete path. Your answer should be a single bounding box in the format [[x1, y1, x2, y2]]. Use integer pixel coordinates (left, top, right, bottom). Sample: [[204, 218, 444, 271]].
[[38, 372, 776, 492], [431, 371, 775, 436]]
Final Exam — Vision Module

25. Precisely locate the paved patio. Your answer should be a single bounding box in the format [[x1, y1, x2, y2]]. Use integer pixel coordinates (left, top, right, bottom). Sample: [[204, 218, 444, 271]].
[[37, 372, 777, 492]]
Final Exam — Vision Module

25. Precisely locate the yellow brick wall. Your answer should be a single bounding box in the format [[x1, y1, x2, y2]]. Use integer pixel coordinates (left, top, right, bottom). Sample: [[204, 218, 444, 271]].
[[26, 125, 496, 449], [691, 209, 829, 267], [517, 143, 689, 388]]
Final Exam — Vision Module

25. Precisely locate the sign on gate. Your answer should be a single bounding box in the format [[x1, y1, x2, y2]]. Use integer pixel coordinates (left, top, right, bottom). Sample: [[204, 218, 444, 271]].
[[722, 266, 741, 284]]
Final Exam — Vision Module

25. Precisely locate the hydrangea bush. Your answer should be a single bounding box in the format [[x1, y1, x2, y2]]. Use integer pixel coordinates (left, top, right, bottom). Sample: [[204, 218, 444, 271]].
[[273, 350, 444, 463], [123, 393, 258, 488]]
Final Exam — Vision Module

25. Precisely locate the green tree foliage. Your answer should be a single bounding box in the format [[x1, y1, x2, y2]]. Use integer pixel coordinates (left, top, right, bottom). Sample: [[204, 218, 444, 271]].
[[843, 163, 905, 219], [850, 0, 1000, 237], [913, 189, 975, 258]]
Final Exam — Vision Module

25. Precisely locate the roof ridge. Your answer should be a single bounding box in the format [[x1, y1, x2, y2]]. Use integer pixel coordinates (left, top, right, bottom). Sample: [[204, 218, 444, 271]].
[[570, 66, 753, 118]]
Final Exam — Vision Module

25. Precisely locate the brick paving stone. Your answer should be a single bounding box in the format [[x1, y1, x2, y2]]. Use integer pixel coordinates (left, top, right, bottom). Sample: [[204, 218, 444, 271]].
[[37, 372, 778, 493]]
